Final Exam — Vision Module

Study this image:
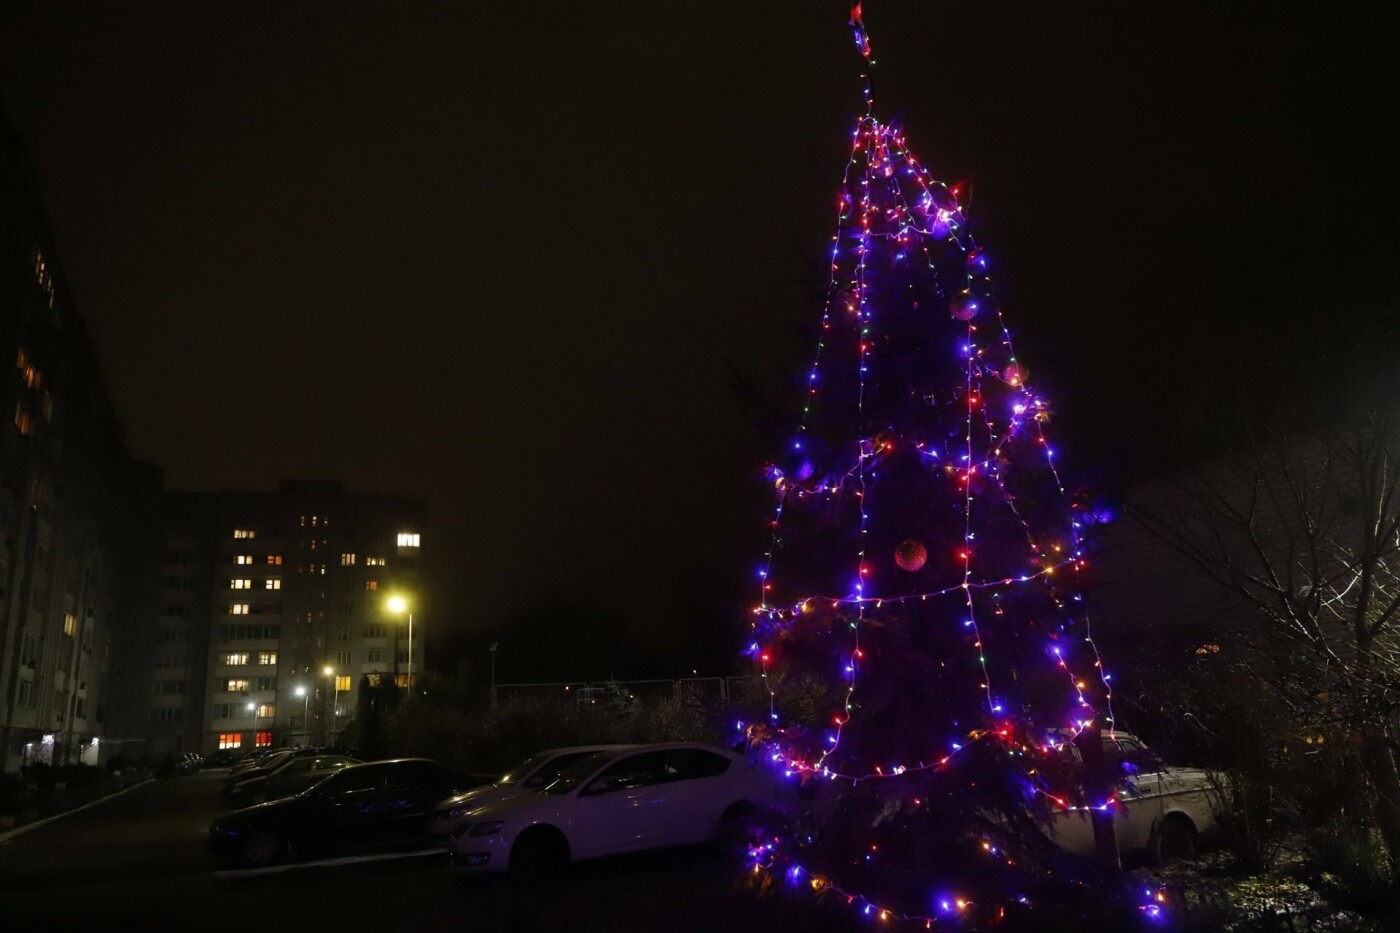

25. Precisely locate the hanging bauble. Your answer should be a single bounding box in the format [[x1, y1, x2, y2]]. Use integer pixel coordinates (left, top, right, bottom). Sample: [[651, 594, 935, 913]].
[[949, 290, 984, 321], [894, 539, 928, 572], [796, 460, 816, 481], [966, 247, 989, 275], [1002, 362, 1027, 387]]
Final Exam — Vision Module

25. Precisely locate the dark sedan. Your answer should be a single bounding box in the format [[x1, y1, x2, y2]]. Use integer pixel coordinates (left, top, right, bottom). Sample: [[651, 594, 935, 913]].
[[223, 747, 324, 798], [208, 758, 486, 866], [227, 754, 361, 806]]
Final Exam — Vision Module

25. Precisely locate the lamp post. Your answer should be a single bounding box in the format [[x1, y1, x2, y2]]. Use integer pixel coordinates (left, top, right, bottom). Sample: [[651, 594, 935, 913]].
[[294, 685, 308, 743], [246, 701, 257, 750], [387, 595, 414, 689], [323, 665, 339, 745]]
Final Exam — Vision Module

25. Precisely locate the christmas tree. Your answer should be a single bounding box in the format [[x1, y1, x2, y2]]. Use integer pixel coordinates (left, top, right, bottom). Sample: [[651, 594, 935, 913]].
[[741, 6, 1156, 926]]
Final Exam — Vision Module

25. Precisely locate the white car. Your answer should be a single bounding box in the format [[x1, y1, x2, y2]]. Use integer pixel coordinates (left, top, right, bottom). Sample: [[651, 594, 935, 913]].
[[1044, 731, 1227, 862], [445, 743, 783, 871], [427, 745, 637, 843]]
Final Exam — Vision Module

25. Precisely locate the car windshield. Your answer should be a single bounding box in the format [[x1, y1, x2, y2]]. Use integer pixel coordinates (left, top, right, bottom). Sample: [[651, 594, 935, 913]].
[[540, 752, 614, 796], [497, 754, 549, 786]]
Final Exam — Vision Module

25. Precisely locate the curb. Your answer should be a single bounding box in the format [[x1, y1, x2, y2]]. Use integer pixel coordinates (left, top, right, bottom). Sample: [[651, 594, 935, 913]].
[[0, 778, 154, 844]]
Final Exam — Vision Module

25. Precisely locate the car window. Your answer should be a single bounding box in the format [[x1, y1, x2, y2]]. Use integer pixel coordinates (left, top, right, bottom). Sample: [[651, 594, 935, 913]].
[[523, 752, 596, 789], [498, 754, 547, 787], [312, 756, 356, 772], [387, 761, 458, 788], [318, 765, 385, 796], [279, 758, 317, 775], [585, 751, 670, 794], [541, 753, 614, 796], [664, 749, 731, 781]]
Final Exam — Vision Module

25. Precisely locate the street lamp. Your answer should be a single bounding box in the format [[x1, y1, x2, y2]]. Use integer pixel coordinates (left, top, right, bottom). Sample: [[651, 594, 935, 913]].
[[246, 701, 257, 750], [294, 685, 308, 742], [386, 595, 414, 689], [323, 665, 339, 745]]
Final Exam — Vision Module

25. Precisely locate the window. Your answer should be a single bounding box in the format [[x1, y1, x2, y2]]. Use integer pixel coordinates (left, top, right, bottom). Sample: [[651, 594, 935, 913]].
[[219, 624, 279, 640], [365, 580, 378, 592], [222, 652, 250, 666], [397, 533, 420, 549], [234, 555, 254, 565], [265, 579, 281, 590], [155, 648, 187, 669], [214, 704, 240, 718], [229, 604, 249, 615], [223, 678, 251, 692], [14, 404, 33, 436], [366, 556, 386, 567], [251, 677, 276, 691], [233, 529, 256, 539], [336, 651, 352, 665], [366, 648, 385, 663], [150, 707, 184, 723], [17, 680, 35, 707], [255, 731, 272, 748], [335, 675, 351, 692], [252, 704, 275, 718], [63, 614, 76, 636], [266, 555, 283, 565], [584, 751, 671, 794], [393, 673, 409, 687], [340, 553, 356, 566], [231, 579, 251, 590], [258, 651, 277, 665], [152, 680, 186, 695], [362, 623, 387, 638], [219, 733, 242, 750], [337, 626, 351, 641], [20, 633, 38, 665]]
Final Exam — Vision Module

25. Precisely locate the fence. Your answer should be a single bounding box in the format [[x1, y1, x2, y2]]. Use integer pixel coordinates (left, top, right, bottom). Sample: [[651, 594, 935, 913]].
[[490, 676, 745, 713]]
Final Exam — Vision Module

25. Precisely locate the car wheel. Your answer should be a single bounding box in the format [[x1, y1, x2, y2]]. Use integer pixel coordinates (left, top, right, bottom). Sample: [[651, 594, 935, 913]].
[[1150, 815, 1196, 866], [242, 829, 285, 867], [509, 826, 569, 875]]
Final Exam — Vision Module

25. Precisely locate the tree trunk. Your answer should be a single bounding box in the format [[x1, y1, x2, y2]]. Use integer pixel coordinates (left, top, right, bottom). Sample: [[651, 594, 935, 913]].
[[1357, 732, 1400, 879]]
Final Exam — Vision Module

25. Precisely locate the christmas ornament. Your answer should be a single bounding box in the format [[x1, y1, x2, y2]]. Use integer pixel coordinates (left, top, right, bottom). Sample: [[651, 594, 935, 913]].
[[894, 539, 928, 572]]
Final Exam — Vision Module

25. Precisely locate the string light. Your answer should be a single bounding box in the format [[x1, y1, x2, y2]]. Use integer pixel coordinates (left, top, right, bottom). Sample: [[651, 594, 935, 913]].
[[740, 3, 1137, 925]]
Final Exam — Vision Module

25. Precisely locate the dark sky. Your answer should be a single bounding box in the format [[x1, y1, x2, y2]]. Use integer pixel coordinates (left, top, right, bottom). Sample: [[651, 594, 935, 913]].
[[1, 2, 1397, 673]]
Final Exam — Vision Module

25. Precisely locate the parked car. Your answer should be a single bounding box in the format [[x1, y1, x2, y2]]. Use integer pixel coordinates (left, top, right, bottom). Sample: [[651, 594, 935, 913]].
[[227, 754, 361, 806], [443, 743, 785, 872], [229, 748, 285, 776], [1042, 731, 1228, 863], [223, 748, 324, 799], [208, 758, 486, 866], [428, 745, 636, 843], [202, 749, 238, 769], [165, 752, 203, 776]]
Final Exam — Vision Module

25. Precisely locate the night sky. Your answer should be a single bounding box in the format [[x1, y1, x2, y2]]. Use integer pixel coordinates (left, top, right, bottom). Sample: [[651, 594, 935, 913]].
[[1, 2, 1397, 676]]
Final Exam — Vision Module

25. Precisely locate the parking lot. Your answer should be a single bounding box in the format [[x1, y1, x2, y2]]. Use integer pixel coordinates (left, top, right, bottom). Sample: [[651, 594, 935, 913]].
[[0, 768, 854, 932]]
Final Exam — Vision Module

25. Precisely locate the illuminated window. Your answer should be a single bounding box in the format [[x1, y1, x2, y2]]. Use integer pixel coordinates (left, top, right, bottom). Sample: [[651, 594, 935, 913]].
[[234, 555, 254, 565], [366, 556, 386, 567], [252, 704, 275, 718], [257, 651, 277, 665], [223, 678, 250, 692], [397, 533, 420, 549], [394, 673, 409, 687], [231, 579, 251, 590], [233, 529, 256, 539], [255, 731, 272, 748], [13, 404, 33, 436], [365, 580, 378, 592], [230, 604, 249, 615], [63, 614, 76, 637], [223, 652, 250, 666], [265, 579, 281, 590], [340, 553, 356, 566], [219, 733, 242, 750], [267, 555, 283, 565], [335, 675, 352, 692]]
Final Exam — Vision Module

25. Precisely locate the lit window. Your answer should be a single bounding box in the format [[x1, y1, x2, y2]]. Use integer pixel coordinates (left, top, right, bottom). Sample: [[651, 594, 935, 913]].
[[365, 580, 378, 591], [13, 404, 33, 436], [230, 604, 249, 615], [233, 529, 256, 539], [340, 553, 356, 566], [255, 731, 272, 748], [335, 675, 352, 692], [224, 678, 250, 692], [231, 579, 251, 590], [267, 555, 283, 565], [366, 556, 386, 567], [219, 733, 242, 750], [253, 704, 275, 718], [63, 614, 76, 637], [397, 533, 420, 549], [265, 579, 282, 590], [258, 651, 277, 665], [394, 673, 410, 687], [223, 652, 250, 666], [234, 555, 254, 565]]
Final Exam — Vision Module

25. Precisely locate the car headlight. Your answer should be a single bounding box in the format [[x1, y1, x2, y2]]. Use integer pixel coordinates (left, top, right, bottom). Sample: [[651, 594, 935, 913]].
[[447, 806, 470, 820], [469, 820, 505, 837]]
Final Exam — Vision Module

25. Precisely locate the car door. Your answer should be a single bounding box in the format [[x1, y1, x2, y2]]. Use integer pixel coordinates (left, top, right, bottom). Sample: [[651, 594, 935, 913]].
[[305, 764, 392, 853], [1106, 736, 1164, 851], [379, 761, 465, 846], [570, 751, 672, 858], [651, 749, 735, 846]]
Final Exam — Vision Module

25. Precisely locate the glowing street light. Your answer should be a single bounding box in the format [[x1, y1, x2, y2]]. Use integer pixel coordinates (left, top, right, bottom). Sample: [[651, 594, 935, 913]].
[[323, 666, 340, 745], [386, 595, 415, 689], [294, 685, 309, 737]]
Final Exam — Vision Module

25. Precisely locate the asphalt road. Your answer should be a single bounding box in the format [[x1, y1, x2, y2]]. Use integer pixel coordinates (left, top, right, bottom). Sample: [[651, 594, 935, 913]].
[[0, 770, 856, 933]]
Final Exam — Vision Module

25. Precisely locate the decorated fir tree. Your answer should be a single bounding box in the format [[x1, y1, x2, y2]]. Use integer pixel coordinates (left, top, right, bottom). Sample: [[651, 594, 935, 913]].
[[741, 6, 1157, 926]]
